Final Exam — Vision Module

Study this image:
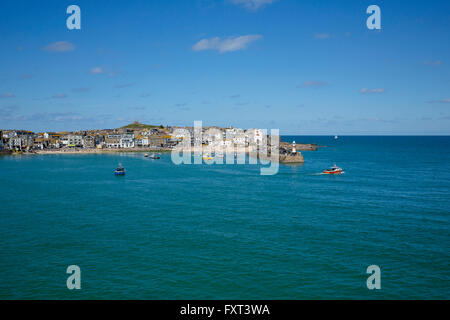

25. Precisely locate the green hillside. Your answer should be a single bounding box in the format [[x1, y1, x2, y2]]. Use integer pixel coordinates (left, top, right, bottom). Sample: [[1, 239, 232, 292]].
[[121, 121, 164, 129]]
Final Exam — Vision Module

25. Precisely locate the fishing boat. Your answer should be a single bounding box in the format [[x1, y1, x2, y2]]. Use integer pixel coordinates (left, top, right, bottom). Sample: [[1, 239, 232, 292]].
[[149, 153, 160, 159], [323, 164, 343, 175], [114, 163, 126, 176], [144, 153, 149, 157]]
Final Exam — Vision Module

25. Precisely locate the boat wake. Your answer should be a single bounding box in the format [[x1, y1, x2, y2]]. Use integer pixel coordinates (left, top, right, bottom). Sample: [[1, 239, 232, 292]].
[[311, 172, 345, 175]]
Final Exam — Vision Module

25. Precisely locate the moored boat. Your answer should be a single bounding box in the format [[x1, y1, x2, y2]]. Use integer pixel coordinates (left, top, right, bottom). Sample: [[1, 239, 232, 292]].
[[202, 153, 214, 161], [149, 153, 160, 159], [114, 163, 126, 175]]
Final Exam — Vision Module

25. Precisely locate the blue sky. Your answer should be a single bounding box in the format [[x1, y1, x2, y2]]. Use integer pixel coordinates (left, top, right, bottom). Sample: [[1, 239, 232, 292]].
[[0, 0, 449, 134]]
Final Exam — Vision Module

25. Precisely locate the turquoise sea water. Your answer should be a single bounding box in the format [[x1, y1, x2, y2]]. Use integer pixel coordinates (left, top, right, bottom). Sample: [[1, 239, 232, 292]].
[[0, 136, 449, 299]]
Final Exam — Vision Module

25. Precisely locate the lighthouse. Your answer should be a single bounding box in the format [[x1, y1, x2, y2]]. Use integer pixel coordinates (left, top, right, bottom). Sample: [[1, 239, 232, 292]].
[[292, 141, 297, 153]]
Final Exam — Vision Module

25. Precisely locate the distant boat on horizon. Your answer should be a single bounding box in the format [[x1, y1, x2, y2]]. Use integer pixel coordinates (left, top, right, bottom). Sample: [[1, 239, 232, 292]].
[[334, 135, 339, 140]]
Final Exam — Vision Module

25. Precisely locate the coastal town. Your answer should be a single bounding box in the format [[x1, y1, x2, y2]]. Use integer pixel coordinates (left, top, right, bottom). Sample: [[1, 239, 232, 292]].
[[0, 121, 318, 162], [0, 122, 176, 153]]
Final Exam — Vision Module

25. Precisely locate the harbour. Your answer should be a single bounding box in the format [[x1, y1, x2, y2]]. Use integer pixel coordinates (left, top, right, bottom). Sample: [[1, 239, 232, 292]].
[[1, 136, 449, 299]]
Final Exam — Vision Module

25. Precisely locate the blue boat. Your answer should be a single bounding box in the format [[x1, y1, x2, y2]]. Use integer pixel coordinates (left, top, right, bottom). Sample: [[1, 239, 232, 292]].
[[114, 163, 125, 176]]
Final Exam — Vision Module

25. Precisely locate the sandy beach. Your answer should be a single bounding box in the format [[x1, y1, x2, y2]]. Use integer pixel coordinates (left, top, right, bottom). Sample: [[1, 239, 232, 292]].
[[33, 148, 171, 155]]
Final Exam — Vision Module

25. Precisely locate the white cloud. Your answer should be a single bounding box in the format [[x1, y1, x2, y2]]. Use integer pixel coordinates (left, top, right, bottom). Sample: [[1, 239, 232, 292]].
[[424, 60, 443, 66], [42, 41, 75, 52], [192, 35, 262, 53], [0, 93, 15, 98], [89, 67, 105, 74], [360, 88, 386, 94], [230, 0, 275, 11], [428, 98, 450, 104]]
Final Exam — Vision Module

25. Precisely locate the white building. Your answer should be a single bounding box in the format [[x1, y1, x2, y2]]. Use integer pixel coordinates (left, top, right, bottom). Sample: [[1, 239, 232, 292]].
[[219, 139, 233, 147], [63, 135, 83, 147], [120, 133, 135, 148], [233, 136, 246, 146], [105, 133, 121, 148], [8, 137, 25, 149], [203, 129, 223, 145], [246, 129, 264, 145], [136, 136, 149, 147]]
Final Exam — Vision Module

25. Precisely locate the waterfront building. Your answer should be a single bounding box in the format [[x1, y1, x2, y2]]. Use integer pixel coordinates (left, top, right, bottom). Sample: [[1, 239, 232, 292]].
[[94, 134, 105, 146], [219, 139, 233, 147], [33, 136, 49, 150], [60, 135, 68, 147], [62, 134, 83, 147], [120, 133, 135, 148], [8, 137, 21, 150], [48, 133, 62, 149], [136, 135, 149, 147], [246, 128, 264, 145], [148, 134, 167, 147], [225, 128, 239, 139], [105, 134, 121, 148], [203, 129, 223, 145], [83, 135, 96, 148]]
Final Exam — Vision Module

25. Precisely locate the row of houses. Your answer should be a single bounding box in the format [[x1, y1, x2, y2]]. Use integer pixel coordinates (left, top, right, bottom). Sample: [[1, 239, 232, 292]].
[[173, 126, 264, 148], [0, 125, 266, 152], [0, 130, 4, 151], [0, 128, 175, 151]]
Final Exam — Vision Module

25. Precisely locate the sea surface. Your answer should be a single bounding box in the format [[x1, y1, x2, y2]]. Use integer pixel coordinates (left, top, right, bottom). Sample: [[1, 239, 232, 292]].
[[0, 136, 449, 299]]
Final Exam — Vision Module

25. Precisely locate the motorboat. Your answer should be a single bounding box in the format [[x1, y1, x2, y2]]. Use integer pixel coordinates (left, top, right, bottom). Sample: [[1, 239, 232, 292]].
[[114, 163, 126, 176], [323, 164, 343, 175], [144, 153, 149, 157]]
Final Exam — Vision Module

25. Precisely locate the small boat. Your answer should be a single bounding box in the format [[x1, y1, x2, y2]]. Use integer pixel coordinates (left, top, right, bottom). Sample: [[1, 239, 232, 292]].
[[202, 153, 214, 161], [334, 135, 339, 140], [323, 164, 343, 175], [149, 153, 160, 159], [144, 153, 149, 157], [114, 163, 126, 176]]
